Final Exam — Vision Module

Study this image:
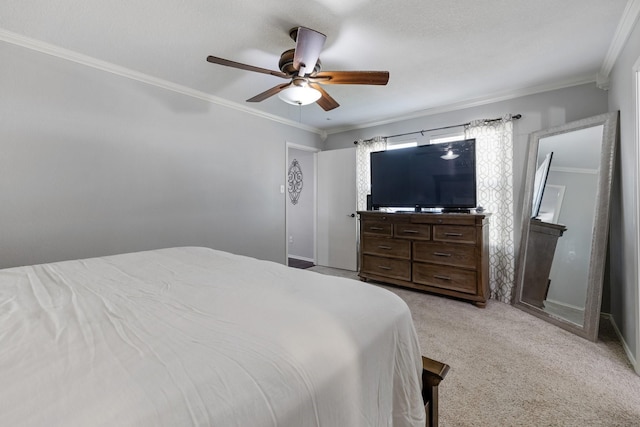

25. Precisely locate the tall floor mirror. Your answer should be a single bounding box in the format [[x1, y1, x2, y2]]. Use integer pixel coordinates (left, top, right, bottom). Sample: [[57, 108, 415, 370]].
[[513, 112, 618, 341]]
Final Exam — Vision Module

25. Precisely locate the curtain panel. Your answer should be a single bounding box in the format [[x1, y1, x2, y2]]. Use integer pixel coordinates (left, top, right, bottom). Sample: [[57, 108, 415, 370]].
[[465, 115, 515, 303], [355, 137, 387, 211]]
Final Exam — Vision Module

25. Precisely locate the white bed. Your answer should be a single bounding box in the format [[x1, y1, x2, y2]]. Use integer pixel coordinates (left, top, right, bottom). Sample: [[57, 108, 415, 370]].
[[0, 246, 426, 426]]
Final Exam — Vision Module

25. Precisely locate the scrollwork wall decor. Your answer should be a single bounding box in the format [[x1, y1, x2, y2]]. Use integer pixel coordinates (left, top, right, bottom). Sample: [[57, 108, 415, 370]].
[[287, 159, 303, 205]]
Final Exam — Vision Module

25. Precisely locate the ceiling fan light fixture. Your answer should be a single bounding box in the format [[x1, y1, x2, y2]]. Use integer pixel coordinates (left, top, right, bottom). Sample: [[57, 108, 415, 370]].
[[278, 85, 322, 106], [440, 149, 460, 160]]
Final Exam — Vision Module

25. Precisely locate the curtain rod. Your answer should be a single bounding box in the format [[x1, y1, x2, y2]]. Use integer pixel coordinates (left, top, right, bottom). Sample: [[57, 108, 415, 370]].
[[354, 114, 522, 144]]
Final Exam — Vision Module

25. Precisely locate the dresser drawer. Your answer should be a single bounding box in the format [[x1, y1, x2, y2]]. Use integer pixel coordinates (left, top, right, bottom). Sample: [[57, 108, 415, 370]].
[[394, 223, 431, 240], [413, 263, 477, 294], [362, 236, 411, 259], [433, 225, 476, 244], [413, 242, 476, 268], [362, 255, 411, 281], [362, 220, 393, 236]]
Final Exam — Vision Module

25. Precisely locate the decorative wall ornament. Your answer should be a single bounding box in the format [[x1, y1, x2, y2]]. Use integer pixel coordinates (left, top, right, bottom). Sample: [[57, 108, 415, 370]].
[[287, 159, 303, 205]]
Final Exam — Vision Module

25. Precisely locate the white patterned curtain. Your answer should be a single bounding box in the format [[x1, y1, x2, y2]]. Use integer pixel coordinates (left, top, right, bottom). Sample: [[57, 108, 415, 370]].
[[355, 137, 387, 211], [465, 116, 515, 303]]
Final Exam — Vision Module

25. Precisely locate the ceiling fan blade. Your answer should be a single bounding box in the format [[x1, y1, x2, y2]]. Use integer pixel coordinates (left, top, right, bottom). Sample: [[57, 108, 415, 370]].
[[311, 71, 389, 85], [206, 56, 289, 79], [309, 83, 339, 111], [292, 27, 326, 76], [246, 83, 291, 103]]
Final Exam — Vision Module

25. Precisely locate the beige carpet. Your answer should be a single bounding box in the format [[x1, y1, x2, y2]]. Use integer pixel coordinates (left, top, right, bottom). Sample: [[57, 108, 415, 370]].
[[308, 266, 640, 427]]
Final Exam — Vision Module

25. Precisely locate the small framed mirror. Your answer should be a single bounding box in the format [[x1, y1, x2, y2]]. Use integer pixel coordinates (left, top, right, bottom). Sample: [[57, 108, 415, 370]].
[[513, 112, 618, 341]]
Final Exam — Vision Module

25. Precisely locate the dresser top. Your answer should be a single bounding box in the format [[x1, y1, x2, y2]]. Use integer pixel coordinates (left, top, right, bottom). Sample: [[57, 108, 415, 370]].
[[358, 210, 490, 225]]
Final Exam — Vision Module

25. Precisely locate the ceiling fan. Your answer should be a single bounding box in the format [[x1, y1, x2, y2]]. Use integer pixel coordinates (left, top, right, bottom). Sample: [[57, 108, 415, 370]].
[[206, 26, 389, 111]]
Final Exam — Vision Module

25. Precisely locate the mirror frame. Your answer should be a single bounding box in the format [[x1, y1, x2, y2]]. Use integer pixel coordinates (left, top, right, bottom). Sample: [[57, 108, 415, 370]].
[[513, 111, 619, 341]]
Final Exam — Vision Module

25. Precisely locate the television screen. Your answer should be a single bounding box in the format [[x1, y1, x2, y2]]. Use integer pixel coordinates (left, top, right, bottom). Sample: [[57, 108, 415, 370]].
[[370, 139, 477, 210]]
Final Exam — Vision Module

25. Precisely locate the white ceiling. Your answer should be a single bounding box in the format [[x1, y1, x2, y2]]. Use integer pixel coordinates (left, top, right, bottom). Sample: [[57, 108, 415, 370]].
[[0, 0, 631, 132]]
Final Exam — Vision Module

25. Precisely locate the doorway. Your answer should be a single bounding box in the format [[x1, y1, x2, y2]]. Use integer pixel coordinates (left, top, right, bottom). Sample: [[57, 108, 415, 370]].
[[286, 143, 319, 267]]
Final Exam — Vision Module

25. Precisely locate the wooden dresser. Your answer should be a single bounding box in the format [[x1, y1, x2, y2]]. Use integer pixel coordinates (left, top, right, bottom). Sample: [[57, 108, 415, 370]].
[[358, 211, 490, 307], [521, 219, 567, 308]]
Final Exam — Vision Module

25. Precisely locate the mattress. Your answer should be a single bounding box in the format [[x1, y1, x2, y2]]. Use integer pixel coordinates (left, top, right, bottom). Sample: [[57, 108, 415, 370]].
[[0, 246, 425, 426]]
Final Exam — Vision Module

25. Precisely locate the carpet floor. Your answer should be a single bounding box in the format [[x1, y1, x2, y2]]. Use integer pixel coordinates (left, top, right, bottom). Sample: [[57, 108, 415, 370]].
[[308, 265, 640, 427]]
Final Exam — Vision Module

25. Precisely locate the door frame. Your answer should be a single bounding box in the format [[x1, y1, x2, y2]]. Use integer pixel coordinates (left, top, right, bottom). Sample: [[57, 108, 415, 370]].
[[285, 142, 320, 266], [634, 56, 640, 375]]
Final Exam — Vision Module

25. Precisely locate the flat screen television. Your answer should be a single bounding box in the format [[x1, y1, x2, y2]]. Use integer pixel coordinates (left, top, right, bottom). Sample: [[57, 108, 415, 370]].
[[370, 139, 477, 211]]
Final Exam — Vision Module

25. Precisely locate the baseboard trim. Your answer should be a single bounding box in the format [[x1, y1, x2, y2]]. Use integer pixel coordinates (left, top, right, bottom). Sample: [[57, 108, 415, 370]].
[[546, 298, 585, 312], [601, 313, 639, 374]]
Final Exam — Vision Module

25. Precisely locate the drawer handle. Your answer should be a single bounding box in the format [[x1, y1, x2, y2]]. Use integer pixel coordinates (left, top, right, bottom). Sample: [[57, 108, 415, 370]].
[[369, 226, 384, 231], [444, 232, 463, 237], [433, 252, 452, 257], [378, 266, 392, 270], [434, 275, 451, 281], [401, 229, 419, 234], [378, 245, 393, 250]]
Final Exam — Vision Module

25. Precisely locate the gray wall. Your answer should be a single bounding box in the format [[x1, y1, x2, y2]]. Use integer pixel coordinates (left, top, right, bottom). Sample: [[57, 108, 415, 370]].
[[0, 41, 322, 268], [608, 16, 640, 369], [287, 147, 315, 260], [324, 83, 610, 253]]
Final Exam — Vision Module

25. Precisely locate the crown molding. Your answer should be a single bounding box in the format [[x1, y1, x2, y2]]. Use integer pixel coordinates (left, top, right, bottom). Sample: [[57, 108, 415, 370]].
[[598, 0, 640, 87], [325, 74, 597, 135], [550, 166, 598, 175], [0, 28, 324, 135]]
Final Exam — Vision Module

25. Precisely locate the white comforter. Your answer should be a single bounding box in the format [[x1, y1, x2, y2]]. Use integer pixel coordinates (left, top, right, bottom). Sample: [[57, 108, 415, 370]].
[[0, 247, 425, 426]]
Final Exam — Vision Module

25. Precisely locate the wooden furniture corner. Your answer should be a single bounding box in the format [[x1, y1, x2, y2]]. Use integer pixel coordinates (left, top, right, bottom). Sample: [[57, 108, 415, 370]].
[[422, 356, 450, 427]]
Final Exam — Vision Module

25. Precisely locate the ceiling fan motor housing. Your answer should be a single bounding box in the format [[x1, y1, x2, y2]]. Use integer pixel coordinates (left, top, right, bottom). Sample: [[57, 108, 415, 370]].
[[279, 49, 321, 76]]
